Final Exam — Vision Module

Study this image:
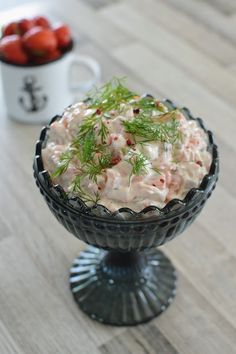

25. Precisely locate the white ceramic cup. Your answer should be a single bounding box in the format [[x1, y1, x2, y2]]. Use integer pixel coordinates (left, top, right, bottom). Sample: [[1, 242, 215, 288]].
[[0, 49, 101, 124]]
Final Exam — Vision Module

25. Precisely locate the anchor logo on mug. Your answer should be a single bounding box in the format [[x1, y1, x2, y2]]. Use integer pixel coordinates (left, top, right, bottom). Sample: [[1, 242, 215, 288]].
[[19, 75, 48, 113]]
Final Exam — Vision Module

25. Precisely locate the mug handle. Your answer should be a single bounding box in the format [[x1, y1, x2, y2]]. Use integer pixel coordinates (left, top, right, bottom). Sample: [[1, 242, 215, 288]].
[[69, 54, 101, 92]]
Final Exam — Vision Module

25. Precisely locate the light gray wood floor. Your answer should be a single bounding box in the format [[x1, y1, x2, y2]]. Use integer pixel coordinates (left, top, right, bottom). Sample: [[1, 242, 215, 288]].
[[0, 0, 236, 353]]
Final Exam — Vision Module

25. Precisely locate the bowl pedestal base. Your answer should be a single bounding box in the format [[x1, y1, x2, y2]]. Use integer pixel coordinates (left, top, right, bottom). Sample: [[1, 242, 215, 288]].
[[70, 246, 177, 326]]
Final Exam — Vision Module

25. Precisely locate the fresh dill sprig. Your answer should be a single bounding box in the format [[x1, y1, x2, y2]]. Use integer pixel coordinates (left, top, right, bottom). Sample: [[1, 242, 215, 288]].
[[71, 175, 100, 203], [52, 150, 74, 178], [98, 120, 109, 143], [69, 153, 113, 202], [131, 96, 168, 113], [79, 130, 96, 163], [126, 152, 149, 183], [123, 110, 181, 144], [86, 153, 113, 182], [87, 77, 137, 113]]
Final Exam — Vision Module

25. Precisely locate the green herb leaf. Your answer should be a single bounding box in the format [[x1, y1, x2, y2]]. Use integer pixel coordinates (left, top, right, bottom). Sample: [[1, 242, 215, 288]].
[[52, 150, 73, 178], [87, 77, 137, 113], [123, 111, 181, 144], [71, 174, 100, 203], [126, 151, 149, 182], [86, 153, 113, 182], [80, 130, 96, 163]]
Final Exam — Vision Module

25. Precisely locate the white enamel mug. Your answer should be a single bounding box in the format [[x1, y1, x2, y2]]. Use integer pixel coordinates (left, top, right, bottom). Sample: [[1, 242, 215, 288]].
[[0, 49, 101, 124]]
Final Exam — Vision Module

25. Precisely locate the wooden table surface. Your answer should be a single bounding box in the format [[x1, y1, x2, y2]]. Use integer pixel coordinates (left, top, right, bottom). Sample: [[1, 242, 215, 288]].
[[0, 0, 236, 353]]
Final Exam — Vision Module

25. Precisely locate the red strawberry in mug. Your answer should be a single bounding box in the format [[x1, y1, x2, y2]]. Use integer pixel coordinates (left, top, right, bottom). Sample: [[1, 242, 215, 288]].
[[22, 26, 57, 55], [33, 16, 51, 28], [53, 24, 71, 49], [32, 48, 61, 64], [18, 19, 34, 35], [2, 22, 20, 36], [0, 35, 28, 64]]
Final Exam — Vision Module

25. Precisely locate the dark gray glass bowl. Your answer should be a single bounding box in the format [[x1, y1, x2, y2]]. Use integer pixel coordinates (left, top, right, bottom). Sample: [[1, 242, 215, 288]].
[[33, 100, 219, 326]]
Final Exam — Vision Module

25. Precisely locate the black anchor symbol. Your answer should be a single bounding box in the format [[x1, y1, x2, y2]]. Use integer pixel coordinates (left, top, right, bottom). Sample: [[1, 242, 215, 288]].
[[19, 75, 48, 112]]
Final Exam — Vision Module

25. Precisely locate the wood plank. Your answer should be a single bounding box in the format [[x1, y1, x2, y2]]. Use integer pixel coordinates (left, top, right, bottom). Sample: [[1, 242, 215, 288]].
[[99, 324, 178, 354], [215, 137, 236, 198], [197, 185, 236, 256], [163, 218, 236, 329], [0, 320, 24, 354], [100, 3, 236, 109], [52, 0, 134, 50], [128, 0, 236, 66], [81, 0, 118, 10], [199, 0, 236, 16], [164, 0, 236, 45], [227, 63, 236, 75], [0, 215, 12, 242], [156, 272, 236, 354]]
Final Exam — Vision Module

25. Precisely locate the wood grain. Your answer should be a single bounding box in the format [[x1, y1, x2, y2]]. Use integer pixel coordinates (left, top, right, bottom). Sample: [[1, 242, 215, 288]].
[[129, 0, 236, 65], [100, 324, 178, 354], [0, 0, 236, 353]]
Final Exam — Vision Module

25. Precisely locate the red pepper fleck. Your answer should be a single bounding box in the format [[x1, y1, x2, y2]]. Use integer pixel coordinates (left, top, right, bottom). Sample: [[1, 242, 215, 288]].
[[126, 139, 132, 146], [112, 156, 121, 165], [96, 108, 102, 115], [98, 186, 101, 191], [196, 160, 202, 166], [152, 184, 156, 187], [160, 178, 165, 183], [114, 136, 118, 141], [133, 108, 140, 114]]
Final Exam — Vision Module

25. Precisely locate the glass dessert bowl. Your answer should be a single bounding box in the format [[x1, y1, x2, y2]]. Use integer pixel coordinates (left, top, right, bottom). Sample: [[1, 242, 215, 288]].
[[33, 96, 219, 326]]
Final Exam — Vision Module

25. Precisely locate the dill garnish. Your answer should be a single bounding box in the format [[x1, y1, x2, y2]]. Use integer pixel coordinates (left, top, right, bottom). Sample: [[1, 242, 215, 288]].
[[79, 130, 96, 163], [87, 77, 137, 113], [71, 175, 100, 204], [122, 110, 181, 144], [85, 153, 113, 182], [131, 96, 167, 113], [52, 150, 74, 178], [98, 120, 109, 144], [126, 151, 149, 182], [69, 152, 113, 203]]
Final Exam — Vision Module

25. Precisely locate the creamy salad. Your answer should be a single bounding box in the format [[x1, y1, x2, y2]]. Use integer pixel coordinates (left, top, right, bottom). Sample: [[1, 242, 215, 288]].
[[42, 79, 212, 212]]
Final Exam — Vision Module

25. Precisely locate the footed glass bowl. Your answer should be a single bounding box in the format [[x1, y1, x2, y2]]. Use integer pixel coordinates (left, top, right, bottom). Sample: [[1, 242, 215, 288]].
[[33, 100, 219, 326]]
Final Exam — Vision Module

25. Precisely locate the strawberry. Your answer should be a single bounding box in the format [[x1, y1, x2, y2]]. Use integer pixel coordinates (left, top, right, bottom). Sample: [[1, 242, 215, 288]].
[[53, 24, 71, 49], [33, 16, 50, 28], [22, 27, 57, 55], [32, 49, 61, 64], [45, 48, 61, 61], [0, 35, 28, 64], [18, 19, 34, 35], [2, 22, 20, 36]]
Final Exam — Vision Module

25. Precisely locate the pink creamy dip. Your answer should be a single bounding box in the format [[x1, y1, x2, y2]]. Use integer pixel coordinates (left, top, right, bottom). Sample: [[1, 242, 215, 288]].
[[42, 101, 212, 212]]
